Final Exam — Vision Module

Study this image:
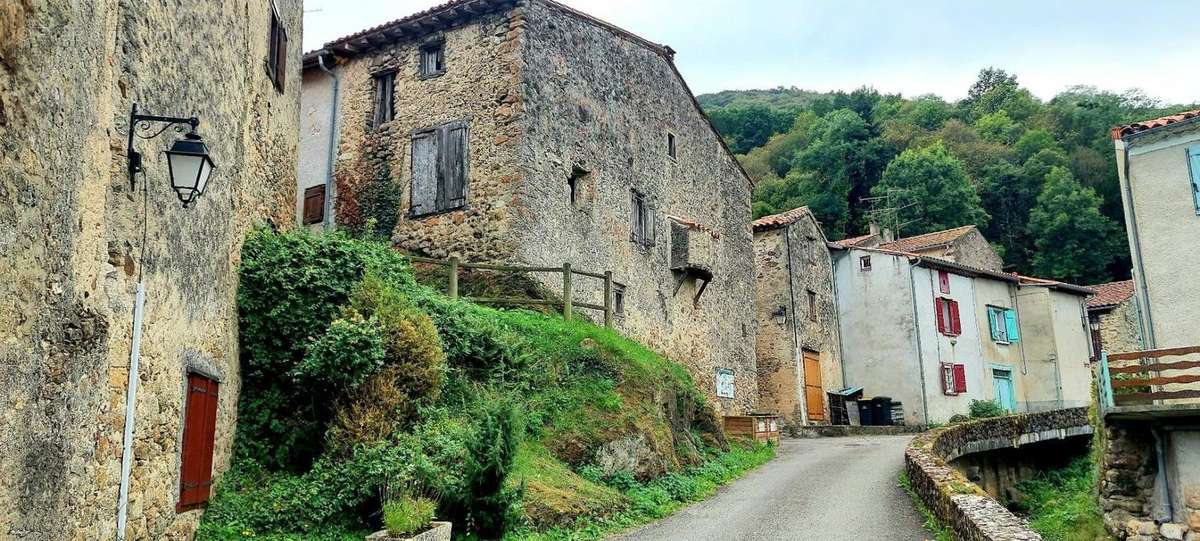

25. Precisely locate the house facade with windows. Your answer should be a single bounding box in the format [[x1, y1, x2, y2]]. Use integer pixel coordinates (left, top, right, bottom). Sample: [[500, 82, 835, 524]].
[[298, 0, 758, 413], [831, 245, 1093, 425], [1112, 110, 1200, 350], [751, 207, 844, 426], [0, 1, 300, 538], [841, 224, 1004, 273]]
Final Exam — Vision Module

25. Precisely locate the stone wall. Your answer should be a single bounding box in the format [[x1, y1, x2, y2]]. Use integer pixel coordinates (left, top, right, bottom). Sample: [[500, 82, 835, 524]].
[[514, 0, 758, 414], [1097, 299, 1143, 356], [753, 211, 843, 425], [0, 1, 300, 538], [904, 409, 1093, 541], [1100, 422, 1200, 541]]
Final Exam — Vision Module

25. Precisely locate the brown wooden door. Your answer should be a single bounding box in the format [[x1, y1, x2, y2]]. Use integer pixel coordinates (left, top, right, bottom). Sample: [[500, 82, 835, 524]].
[[803, 351, 826, 422], [178, 373, 219, 512]]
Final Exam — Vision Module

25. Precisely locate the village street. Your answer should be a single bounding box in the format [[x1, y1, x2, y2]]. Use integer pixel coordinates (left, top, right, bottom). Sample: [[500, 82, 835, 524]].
[[613, 436, 930, 541]]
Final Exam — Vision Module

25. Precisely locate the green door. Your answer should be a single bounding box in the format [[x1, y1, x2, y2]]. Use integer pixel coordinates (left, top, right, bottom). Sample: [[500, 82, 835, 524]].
[[992, 368, 1016, 412]]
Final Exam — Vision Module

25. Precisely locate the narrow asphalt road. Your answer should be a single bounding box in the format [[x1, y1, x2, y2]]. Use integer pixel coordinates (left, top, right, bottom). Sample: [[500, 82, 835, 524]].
[[612, 435, 931, 541]]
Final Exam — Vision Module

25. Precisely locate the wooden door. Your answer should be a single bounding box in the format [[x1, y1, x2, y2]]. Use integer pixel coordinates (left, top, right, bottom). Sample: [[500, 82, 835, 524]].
[[178, 373, 219, 511], [803, 351, 825, 422]]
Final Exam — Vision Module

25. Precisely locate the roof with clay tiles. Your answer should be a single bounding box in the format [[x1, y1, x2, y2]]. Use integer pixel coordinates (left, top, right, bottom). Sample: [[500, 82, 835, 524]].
[[752, 207, 815, 232], [877, 225, 978, 254], [1112, 109, 1200, 139], [1087, 280, 1135, 310]]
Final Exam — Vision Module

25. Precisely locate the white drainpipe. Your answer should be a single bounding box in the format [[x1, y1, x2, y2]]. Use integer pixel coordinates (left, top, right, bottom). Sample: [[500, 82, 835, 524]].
[[116, 282, 146, 540]]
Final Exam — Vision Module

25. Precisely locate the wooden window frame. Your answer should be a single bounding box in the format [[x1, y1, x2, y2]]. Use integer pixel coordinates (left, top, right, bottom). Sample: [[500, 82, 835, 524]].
[[938, 270, 950, 294], [419, 40, 446, 79], [987, 305, 1010, 344], [302, 185, 325, 225], [613, 283, 626, 316], [935, 297, 961, 336], [630, 189, 655, 247], [940, 363, 967, 395], [371, 71, 396, 129], [265, 1, 287, 92], [667, 132, 677, 160], [409, 121, 469, 218], [807, 289, 817, 322], [858, 255, 872, 271]]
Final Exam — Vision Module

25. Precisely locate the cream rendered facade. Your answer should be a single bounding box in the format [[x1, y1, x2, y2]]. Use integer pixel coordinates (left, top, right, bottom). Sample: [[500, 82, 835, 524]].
[[1113, 119, 1200, 350]]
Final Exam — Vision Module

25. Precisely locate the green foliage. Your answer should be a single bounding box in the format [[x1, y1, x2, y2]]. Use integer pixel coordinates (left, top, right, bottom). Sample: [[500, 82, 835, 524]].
[[1013, 458, 1109, 541], [444, 400, 524, 539], [706, 104, 796, 154], [1029, 167, 1121, 284], [294, 313, 387, 391], [873, 142, 989, 235], [975, 110, 1021, 144], [968, 399, 1006, 419], [384, 496, 437, 536], [898, 471, 954, 541]]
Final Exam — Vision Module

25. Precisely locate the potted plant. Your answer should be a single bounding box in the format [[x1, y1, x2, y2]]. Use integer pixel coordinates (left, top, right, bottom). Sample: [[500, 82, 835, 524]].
[[365, 495, 451, 541]]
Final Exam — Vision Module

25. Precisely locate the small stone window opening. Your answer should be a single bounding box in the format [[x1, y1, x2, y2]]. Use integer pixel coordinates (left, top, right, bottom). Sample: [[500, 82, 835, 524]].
[[266, 1, 287, 92], [807, 290, 817, 322], [859, 255, 872, 271], [568, 166, 589, 207], [613, 283, 626, 316], [667, 132, 677, 160], [420, 41, 446, 78], [372, 71, 395, 129]]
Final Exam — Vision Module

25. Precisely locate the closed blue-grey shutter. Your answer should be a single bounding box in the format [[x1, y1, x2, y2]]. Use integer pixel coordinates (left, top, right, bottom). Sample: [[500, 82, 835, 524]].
[[442, 123, 468, 209], [411, 131, 437, 216], [1188, 145, 1200, 214]]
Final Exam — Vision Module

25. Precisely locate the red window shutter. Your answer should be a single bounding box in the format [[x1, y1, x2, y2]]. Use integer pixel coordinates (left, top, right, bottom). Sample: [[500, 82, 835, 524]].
[[949, 300, 962, 336], [303, 185, 325, 225], [939, 271, 950, 294], [935, 298, 946, 334], [953, 364, 967, 393], [178, 374, 219, 512]]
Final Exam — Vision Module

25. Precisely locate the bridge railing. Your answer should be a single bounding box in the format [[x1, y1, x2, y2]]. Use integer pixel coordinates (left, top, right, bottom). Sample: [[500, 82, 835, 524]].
[[1098, 346, 1200, 411]]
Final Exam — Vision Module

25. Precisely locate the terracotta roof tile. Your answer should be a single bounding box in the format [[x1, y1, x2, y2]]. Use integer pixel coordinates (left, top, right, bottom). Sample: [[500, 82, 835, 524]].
[[878, 225, 977, 254], [836, 233, 877, 247], [1112, 109, 1200, 139], [751, 207, 813, 232], [1087, 280, 1135, 309]]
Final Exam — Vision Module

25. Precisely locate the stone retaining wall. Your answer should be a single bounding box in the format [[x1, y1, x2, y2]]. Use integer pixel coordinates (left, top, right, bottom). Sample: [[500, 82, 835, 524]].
[[904, 408, 1091, 541]]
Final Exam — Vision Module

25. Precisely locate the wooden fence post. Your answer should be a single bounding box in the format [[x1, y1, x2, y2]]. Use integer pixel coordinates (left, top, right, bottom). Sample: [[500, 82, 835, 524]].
[[603, 271, 613, 328], [448, 256, 459, 300], [562, 263, 572, 320]]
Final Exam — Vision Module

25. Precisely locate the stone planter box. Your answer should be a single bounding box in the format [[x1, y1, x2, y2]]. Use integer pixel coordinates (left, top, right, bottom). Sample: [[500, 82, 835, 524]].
[[366, 521, 452, 541]]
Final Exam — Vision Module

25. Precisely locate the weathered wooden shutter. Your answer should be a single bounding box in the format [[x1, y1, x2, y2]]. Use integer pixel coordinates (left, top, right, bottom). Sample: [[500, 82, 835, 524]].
[[645, 199, 657, 246], [178, 373, 219, 511], [410, 131, 438, 216], [952, 364, 967, 394], [1004, 309, 1020, 343], [275, 26, 287, 91], [949, 300, 962, 336], [630, 191, 641, 243], [938, 271, 950, 294], [987, 308, 999, 341], [1189, 145, 1200, 213], [934, 298, 947, 334], [302, 185, 325, 225], [441, 124, 468, 209], [940, 363, 954, 394]]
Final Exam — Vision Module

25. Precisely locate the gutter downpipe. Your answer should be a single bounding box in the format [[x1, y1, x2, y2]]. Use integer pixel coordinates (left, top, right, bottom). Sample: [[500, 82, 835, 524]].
[[1152, 427, 1173, 522], [115, 283, 146, 541], [1119, 138, 1157, 349], [783, 229, 807, 424], [907, 258, 931, 427], [317, 54, 340, 230]]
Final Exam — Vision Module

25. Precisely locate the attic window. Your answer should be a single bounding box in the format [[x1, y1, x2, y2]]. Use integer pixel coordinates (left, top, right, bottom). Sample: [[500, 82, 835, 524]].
[[667, 133, 677, 159], [859, 256, 872, 271], [419, 41, 445, 78]]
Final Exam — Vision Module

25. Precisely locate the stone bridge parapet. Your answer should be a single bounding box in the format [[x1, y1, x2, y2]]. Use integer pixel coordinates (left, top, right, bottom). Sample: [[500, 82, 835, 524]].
[[904, 407, 1093, 541]]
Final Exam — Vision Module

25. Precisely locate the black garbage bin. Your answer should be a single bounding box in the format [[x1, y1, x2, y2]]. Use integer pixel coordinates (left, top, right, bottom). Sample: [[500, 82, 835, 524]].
[[856, 399, 875, 426], [871, 396, 894, 426]]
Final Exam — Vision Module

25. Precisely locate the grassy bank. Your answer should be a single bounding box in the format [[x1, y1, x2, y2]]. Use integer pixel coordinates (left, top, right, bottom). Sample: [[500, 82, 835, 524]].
[[1013, 458, 1110, 541]]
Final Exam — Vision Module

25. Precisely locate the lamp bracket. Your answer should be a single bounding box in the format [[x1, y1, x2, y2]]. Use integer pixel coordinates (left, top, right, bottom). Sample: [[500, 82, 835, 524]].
[[126, 103, 201, 190]]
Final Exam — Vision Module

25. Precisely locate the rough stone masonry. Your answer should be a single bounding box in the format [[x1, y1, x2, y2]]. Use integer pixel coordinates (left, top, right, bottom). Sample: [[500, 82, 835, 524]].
[[0, 1, 300, 539]]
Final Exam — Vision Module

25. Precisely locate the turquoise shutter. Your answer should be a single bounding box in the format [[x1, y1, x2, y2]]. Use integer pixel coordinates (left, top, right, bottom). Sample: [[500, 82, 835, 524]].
[[1189, 145, 1200, 214], [987, 308, 999, 341], [1005, 309, 1020, 342]]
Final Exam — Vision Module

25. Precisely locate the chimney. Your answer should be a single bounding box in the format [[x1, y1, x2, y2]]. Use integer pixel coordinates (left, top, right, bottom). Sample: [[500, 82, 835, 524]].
[[869, 222, 880, 237], [882, 228, 895, 243]]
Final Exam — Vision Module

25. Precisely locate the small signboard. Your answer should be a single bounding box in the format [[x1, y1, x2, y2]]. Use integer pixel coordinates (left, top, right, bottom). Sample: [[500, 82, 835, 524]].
[[715, 368, 735, 399]]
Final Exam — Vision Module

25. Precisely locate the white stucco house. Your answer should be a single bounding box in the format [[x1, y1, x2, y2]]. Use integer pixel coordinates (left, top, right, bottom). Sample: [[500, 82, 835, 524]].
[[830, 236, 1094, 426]]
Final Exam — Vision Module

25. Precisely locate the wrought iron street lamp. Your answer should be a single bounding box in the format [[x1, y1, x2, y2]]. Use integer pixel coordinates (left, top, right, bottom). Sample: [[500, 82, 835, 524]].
[[126, 103, 216, 208]]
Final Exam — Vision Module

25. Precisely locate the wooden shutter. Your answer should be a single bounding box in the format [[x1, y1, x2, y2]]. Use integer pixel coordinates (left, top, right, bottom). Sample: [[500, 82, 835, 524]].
[[940, 363, 954, 394], [410, 131, 437, 216], [987, 308, 999, 341], [952, 364, 967, 394], [302, 185, 325, 225], [275, 27, 287, 91], [178, 373, 219, 511], [938, 271, 950, 294], [1004, 309, 1020, 342], [934, 298, 946, 334], [630, 191, 642, 243], [1188, 145, 1200, 213], [441, 123, 468, 209], [949, 300, 962, 336], [645, 199, 657, 246]]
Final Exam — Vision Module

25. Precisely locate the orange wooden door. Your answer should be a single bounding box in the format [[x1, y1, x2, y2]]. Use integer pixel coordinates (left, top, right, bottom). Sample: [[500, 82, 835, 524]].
[[803, 351, 826, 421]]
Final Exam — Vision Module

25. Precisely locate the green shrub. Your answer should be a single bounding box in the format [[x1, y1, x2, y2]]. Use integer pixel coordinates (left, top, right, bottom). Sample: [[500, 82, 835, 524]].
[[293, 313, 387, 391], [441, 399, 524, 539], [969, 399, 1006, 419], [1014, 457, 1108, 541], [384, 496, 437, 536]]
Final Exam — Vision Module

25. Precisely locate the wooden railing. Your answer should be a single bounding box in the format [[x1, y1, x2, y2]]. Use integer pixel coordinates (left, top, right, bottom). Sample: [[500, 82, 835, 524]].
[[1098, 346, 1200, 410], [408, 255, 616, 328]]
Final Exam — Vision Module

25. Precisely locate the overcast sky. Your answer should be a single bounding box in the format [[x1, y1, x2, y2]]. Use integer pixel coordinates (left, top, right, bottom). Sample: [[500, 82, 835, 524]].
[[303, 0, 1200, 104]]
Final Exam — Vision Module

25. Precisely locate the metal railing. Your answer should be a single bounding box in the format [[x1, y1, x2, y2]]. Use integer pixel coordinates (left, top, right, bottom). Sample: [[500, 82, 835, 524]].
[[408, 255, 616, 328], [1098, 346, 1200, 411]]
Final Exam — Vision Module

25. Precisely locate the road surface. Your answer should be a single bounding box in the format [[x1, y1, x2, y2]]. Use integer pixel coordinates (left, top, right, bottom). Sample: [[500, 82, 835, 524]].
[[612, 435, 931, 541]]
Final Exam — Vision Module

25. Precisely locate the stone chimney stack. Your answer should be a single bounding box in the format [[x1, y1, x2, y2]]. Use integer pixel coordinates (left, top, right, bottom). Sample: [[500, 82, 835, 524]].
[[869, 222, 880, 237], [882, 228, 895, 243]]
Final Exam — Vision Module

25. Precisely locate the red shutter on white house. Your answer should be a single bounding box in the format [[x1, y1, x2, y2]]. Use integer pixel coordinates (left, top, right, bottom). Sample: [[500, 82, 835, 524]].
[[949, 300, 962, 336], [939, 271, 950, 294], [178, 373, 219, 512], [952, 364, 967, 394], [935, 298, 946, 334]]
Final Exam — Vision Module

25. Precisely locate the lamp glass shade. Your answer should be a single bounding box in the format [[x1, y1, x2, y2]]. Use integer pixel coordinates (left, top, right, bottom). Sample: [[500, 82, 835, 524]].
[[165, 133, 216, 207]]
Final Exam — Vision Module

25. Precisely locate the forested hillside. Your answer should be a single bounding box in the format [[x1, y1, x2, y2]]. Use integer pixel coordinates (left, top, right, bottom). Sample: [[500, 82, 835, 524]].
[[699, 68, 1197, 284]]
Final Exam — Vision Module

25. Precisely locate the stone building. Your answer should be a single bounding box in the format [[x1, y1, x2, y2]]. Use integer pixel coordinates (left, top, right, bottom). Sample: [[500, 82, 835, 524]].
[[1086, 280, 1142, 358], [0, 1, 300, 539], [831, 244, 1093, 425], [751, 207, 843, 426], [842, 225, 1004, 273], [298, 0, 758, 413]]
